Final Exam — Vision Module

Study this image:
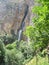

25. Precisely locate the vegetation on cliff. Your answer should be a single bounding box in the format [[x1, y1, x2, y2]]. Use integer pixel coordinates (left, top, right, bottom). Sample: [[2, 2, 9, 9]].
[[0, 0, 49, 65]]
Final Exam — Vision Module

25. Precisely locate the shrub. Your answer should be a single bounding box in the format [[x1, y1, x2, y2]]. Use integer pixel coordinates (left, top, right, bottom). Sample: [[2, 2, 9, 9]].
[[19, 41, 33, 59], [6, 41, 16, 50], [0, 39, 6, 65], [5, 48, 25, 65], [0, 40, 33, 65]]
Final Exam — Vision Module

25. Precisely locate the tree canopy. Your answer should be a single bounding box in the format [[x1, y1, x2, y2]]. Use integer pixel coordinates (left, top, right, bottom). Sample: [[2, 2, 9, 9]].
[[25, 0, 49, 50]]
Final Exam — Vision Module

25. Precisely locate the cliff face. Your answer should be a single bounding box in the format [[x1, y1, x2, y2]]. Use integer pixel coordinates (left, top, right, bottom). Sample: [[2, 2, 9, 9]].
[[0, 0, 34, 35]]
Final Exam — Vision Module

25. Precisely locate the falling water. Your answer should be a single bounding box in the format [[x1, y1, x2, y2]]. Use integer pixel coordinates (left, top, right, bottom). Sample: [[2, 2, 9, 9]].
[[17, 4, 29, 41], [18, 29, 22, 41]]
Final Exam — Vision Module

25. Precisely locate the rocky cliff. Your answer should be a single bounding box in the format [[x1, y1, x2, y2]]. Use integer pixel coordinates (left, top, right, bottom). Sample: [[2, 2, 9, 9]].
[[0, 0, 34, 35]]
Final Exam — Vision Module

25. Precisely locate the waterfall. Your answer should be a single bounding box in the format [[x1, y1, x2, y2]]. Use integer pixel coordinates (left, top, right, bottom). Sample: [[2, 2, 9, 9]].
[[18, 29, 22, 41], [17, 4, 29, 41]]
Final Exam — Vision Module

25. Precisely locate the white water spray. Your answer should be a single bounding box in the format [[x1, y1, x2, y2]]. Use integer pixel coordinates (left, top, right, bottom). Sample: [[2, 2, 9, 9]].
[[18, 29, 22, 41]]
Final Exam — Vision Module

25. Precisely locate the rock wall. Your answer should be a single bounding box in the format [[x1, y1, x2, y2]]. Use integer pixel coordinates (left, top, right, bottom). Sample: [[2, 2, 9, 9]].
[[0, 0, 34, 35]]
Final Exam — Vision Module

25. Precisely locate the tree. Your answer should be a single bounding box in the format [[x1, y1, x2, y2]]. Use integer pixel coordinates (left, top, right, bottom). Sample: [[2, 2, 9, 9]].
[[25, 0, 49, 50]]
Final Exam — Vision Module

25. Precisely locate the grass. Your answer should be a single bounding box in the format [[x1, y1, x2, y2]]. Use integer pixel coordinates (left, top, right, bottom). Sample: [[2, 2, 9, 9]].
[[26, 55, 49, 65]]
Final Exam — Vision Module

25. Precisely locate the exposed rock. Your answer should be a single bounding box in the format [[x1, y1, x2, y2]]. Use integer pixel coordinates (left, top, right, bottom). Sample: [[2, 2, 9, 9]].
[[0, 0, 34, 37]]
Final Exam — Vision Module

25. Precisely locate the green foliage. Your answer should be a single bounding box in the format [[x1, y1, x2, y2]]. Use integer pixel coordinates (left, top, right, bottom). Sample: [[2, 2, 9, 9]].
[[6, 41, 17, 50], [19, 41, 33, 59], [5, 41, 33, 65], [5, 49, 24, 65], [41, 49, 47, 57], [0, 40, 33, 65], [0, 34, 17, 44], [0, 39, 6, 65], [25, 0, 49, 50], [26, 55, 49, 65]]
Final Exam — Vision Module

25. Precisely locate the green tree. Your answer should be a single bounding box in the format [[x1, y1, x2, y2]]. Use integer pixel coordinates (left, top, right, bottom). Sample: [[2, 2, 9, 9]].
[[25, 0, 49, 50]]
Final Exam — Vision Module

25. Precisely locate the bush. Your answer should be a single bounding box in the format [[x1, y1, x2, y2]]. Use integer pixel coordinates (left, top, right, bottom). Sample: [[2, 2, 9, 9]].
[[5, 49, 24, 65], [19, 41, 33, 59], [0, 39, 6, 65], [6, 41, 17, 50], [40, 49, 47, 57], [0, 34, 17, 45], [0, 40, 33, 65]]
